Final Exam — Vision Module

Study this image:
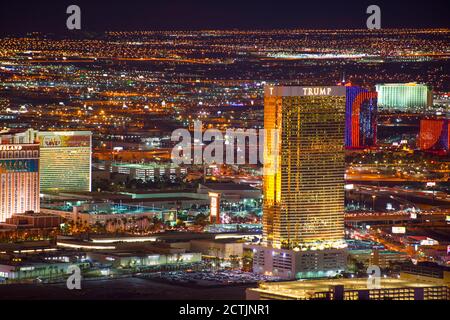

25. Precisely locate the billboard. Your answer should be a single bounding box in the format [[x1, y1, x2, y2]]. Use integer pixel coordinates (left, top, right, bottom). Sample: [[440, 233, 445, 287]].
[[209, 192, 220, 224], [265, 86, 346, 97], [392, 226, 406, 234]]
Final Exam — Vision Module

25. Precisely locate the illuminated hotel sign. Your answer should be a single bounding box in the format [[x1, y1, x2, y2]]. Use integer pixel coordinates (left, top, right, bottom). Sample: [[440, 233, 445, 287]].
[[0, 159, 38, 173], [302, 87, 332, 95], [265, 86, 346, 97], [0, 145, 23, 151], [209, 192, 221, 224], [40, 134, 90, 148]]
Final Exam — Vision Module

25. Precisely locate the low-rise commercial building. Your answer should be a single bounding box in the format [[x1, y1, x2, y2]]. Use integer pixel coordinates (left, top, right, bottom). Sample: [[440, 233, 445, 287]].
[[0, 250, 88, 281], [3, 212, 61, 229], [197, 183, 261, 201], [246, 244, 347, 279], [190, 239, 244, 260], [107, 162, 187, 181], [349, 249, 410, 269], [87, 251, 202, 269], [400, 262, 450, 286]]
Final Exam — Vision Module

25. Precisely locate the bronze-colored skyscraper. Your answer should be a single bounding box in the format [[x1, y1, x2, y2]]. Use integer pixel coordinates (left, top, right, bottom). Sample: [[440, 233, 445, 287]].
[[263, 86, 346, 250]]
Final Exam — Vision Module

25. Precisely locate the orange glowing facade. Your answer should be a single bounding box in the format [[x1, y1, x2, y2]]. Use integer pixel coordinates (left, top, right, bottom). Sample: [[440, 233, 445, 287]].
[[0, 144, 40, 222], [419, 119, 449, 152]]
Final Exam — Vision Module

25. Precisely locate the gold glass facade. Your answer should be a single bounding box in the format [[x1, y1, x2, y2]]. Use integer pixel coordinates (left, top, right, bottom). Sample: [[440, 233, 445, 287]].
[[38, 131, 92, 192], [263, 86, 346, 249]]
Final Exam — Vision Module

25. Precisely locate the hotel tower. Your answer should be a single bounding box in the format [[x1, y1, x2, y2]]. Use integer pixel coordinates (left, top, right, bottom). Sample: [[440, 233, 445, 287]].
[[375, 83, 431, 113], [248, 86, 347, 279], [37, 131, 92, 192], [0, 143, 40, 222], [1, 129, 92, 194]]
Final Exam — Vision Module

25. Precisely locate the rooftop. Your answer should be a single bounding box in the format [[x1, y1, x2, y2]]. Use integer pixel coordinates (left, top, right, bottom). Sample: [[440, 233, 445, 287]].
[[200, 183, 258, 191], [10, 212, 59, 218], [112, 162, 178, 169], [253, 277, 446, 299]]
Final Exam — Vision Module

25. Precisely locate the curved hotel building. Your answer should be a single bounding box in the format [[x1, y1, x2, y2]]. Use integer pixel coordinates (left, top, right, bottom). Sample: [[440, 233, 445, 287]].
[[345, 86, 377, 149]]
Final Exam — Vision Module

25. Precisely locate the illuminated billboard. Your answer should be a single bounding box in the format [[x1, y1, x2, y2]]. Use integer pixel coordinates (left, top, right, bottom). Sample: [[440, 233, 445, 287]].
[[209, 192, 221, 224], [265, 86, 346, 97], [392, 226, 406, 234]]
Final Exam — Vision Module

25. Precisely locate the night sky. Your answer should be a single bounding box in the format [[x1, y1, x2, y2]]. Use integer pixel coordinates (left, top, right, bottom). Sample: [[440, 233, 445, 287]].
[[0, 0, 449, 34]]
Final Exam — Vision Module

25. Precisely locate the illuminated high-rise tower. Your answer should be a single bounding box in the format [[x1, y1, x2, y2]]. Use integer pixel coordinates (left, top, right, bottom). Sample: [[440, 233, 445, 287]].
[[375, 83, 431, 113], [37, 131, 92, 192], [0, 129, 92, 193], [0, 143, 40, 222], [248, 86, 347, 279], [263, 86, 346, 249]]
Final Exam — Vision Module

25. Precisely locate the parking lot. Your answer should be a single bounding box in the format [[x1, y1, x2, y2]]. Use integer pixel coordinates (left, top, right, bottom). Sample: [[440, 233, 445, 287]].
[[144, 270, 280, 287]]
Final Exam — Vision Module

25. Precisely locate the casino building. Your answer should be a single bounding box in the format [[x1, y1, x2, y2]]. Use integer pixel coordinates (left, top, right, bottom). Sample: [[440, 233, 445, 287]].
[[37, 131, 92, 192], [246, 86, 347, 279], [0, 143, 40, 222], [375, 83, 432, 113], [0, 129, 92, 193]]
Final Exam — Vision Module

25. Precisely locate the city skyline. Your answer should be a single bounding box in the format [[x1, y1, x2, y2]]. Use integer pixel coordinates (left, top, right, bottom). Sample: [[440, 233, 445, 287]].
[[0, 6, 448, 307]]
